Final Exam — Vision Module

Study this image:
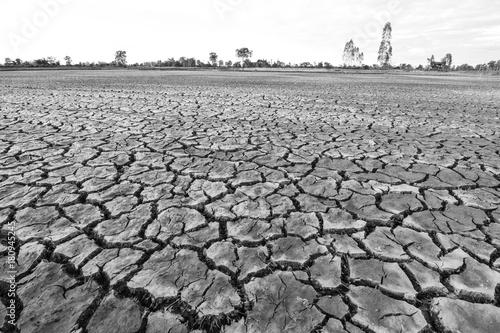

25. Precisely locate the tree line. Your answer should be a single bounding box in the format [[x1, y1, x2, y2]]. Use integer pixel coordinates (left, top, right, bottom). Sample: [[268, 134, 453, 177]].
[[2, 36, 499, 71], [1, 49, 337, 70]]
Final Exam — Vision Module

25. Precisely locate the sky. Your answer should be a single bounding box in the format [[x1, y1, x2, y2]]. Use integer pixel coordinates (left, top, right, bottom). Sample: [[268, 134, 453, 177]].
[[1, 0, 499, 66]]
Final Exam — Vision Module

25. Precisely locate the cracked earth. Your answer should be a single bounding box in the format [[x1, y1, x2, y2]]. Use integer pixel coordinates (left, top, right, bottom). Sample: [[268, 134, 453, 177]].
[[1, 71, 500, 333]]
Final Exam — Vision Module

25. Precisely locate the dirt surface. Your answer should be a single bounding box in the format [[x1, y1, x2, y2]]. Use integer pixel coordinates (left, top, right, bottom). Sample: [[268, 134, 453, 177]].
[[1, 70, 500, 333]]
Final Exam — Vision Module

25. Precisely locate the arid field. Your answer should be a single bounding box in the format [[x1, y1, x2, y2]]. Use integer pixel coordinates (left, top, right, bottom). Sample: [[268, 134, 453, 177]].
[[1, 70, 500, 333]]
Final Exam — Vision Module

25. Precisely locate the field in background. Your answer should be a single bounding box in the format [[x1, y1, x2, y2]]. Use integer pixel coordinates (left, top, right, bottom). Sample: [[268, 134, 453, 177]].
[[1, 66, 499, 78]]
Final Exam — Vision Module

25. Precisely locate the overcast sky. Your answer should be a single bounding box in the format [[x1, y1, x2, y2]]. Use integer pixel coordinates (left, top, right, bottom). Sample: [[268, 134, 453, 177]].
[[1, 0, 499, 66]]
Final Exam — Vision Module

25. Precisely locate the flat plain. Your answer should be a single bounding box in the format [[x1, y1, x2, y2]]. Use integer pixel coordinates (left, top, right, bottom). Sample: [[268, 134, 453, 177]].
[[1, 70, 500, 333]]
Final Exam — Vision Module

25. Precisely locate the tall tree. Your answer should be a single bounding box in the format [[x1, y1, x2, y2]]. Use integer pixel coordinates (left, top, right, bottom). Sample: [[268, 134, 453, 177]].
[[115, 50, 127, 67], [235, 47, 253, 69], [377, 22, 393, 67], [209, 52, 218, 66], [342, 40, 354, 66]]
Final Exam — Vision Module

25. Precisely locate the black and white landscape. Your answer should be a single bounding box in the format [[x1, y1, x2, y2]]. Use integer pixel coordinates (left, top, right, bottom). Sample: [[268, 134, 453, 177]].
[[1, 1, 500, 333]]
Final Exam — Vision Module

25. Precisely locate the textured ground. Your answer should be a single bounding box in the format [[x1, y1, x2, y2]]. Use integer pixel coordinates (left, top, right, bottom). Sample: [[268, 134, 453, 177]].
[[1, 70, 500, 333]]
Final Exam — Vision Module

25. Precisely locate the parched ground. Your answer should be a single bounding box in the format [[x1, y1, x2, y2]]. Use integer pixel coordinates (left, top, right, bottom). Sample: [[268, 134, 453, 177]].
[[1, 70, 500, 333]]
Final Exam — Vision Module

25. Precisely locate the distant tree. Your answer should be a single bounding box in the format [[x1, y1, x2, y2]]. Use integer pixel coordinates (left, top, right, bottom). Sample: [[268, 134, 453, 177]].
[[166, 57, 175, 67], [426, 55, 435, 70], [233, 61, 241, 68], [488, 60, 496, 70], [115, 50, 127, 67], [34, 58, 49, 66], [243, 59, 253, 68], [178, 57, 187, 67], [46, 56, 59, 66], [235, 47, 253, 69], [342, 40, 364, 67], [186, 57, 196, 67], [209, 52, 218, 66], [274, 60, 285, 68], [4, 58, 13, 66], [218, 60, 224, 67], [14, 58, 22, 65], [225, 60, 232, 67], [256, 59, 271, 67], [377, 22, 393, 67], [400, 63, 413, 71], [496, 60, 500, 70], [324, 62, 333, 69], [64, 56, 72, 66], [416, 64, 424, 70], [443, 53, 452, 68], [342, 40, 352, 66]]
